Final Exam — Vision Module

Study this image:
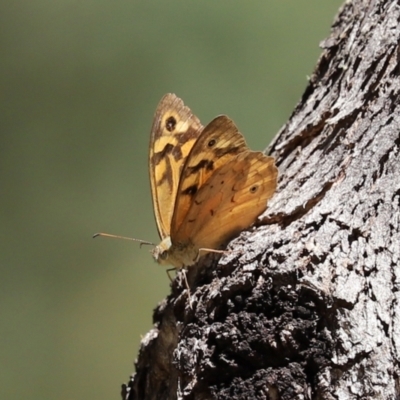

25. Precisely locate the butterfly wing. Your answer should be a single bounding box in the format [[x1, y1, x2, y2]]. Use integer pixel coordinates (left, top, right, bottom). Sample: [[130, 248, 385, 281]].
[[171, 115, 248, 236], [172, 150, 278, 250], [149, 94, 203, 239]]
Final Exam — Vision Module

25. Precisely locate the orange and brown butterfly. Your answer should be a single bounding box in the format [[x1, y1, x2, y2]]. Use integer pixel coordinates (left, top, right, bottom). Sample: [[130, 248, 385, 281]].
[[94, 94, 278, 269], [147, 93, 278, 269]]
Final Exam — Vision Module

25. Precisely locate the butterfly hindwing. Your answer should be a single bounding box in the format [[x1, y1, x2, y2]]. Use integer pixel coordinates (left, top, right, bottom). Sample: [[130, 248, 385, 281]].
[[171, 115, 248, 236], [173, 150, 278, 250], [149, 94, 203, 239]]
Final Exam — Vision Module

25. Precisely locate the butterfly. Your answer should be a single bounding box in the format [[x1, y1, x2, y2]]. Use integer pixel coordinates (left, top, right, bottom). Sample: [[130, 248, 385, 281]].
[[147, 94, 278, 269], [94, 94, 278, 269]]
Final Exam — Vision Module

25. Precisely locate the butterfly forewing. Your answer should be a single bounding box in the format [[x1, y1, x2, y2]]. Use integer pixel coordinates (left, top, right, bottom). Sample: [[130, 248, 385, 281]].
[[173, 151, 278, 250], [171, 116, 248, 235], [149, 94, 203, 239]]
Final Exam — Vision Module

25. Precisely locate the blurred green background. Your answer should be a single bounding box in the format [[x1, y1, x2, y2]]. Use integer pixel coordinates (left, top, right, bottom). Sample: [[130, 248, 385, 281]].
[[1, 1, 342, 399]]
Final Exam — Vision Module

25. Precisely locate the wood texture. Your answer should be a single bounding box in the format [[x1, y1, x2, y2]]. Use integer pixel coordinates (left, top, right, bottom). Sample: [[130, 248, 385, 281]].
[[124, 1, 400, 398]]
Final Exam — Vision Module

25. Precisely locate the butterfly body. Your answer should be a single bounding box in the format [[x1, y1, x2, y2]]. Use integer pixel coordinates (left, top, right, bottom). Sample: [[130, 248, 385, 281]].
[[149, 94, 278, 269], [152, 237, 198, 269]]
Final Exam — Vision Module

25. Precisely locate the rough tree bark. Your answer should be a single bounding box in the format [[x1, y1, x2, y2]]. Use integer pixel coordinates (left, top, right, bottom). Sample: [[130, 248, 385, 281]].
[[123, 1, 400, 399]]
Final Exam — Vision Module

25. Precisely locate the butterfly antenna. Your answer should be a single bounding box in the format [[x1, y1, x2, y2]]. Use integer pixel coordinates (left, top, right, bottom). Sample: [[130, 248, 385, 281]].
[[93, 232, 155, 247]]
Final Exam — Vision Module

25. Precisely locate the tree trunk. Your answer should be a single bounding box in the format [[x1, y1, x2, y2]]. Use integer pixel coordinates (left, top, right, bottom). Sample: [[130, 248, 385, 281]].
[[123, 0, 400, 399]]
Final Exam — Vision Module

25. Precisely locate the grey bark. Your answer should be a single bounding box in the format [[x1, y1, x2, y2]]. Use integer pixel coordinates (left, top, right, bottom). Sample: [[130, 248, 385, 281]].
[[123, 0, 400, 399]]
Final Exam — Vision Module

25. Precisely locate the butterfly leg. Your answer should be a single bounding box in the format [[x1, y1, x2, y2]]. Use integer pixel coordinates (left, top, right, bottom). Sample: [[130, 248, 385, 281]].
[[166, 267, 176, 283], [197, 248, 233, 259], [181, 268, 193, 307], [166, 267, 192, 307]]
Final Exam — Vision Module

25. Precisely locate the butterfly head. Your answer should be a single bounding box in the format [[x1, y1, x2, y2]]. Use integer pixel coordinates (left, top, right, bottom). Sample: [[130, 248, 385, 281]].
[[152, 236, 199, 269], [152, 237, 172, 265]]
